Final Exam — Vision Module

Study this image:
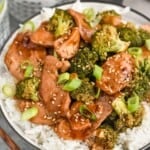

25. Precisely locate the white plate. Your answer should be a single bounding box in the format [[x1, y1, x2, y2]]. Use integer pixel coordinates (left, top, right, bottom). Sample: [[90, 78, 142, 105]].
[[0, 1, 150, 150]]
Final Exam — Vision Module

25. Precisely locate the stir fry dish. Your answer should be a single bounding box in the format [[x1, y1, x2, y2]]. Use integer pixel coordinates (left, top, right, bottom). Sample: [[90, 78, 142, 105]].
[[3, 7, 150, 150]]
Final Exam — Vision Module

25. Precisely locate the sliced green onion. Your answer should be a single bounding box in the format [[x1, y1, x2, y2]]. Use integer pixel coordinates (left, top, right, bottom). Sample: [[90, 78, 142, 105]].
[[128, 47, 142, 57], [93, 65, 103, 80], [22, 20, 35, 32], [127, 93, 140, 113], [0, 0, 4, 13], [21, 107, 38, 121], [2, 84, 16, 98], [79, 105, 97, 121], [95, 88, 100, 99], [145, 39, 150, 50], [57, 72, 70, 84], [63, 78, 82, 92], [24, 64, 34, 78], [83, 8, 95, 21], [112, 97, 128, 116]]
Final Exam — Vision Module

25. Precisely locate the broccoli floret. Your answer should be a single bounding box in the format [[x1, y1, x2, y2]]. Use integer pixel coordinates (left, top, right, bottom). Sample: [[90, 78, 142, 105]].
[[70, 78, 96, 103], [92, 25, 129, 60], [48, 8, 75, 37], [69, 47, 98, 78], [139, 29, 150, 44], [94, 125, 118, 150], [125, 58, 150, 100], [112, 96, 144, 132], [15, 77, 40, 101], [114, 105, 144, 132], [100, 10, 120, 17], [118, 27, 143, 47]]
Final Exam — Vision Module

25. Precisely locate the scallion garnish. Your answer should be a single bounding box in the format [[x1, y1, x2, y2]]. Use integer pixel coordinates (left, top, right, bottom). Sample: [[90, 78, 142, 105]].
[[79, 105, 97, 121], [145, 39, 150, 50], [93, 65, 103, 80], [95, 88, 100, 99], [24, 64, 34, 78], [21, 107, 38, 121], [2, 84, 16, 98], [58, 72, 70, 84], [127, 93, 140, 113], [0, 0, 4, 13], [22, 20, 35, 32], [20, 61, 34, 78], [63, 78, 82, 92], [128, 47, 142, 57]]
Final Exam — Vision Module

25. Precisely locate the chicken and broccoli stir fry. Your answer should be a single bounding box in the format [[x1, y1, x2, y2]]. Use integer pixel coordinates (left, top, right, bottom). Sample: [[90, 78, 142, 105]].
[[3, 7, 150, 150]]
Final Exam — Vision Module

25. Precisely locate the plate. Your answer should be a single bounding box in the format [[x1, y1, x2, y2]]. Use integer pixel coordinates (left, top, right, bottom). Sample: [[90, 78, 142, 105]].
[[0, 1, 150, 150]]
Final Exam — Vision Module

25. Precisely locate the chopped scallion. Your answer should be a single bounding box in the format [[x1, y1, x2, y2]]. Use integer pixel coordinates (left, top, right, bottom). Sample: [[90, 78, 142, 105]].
[[83, 8, 95, 21], [145, 39, 150, 51], [0, 0, 4, 13], [22, 20, 35, 32], [112, 97, 128, 116], [63, 78, 82, 92], [95, 88, 100, 99], [58, 72, 70, 84], [93, 65, 103, 80], [24, 64, 34, 78], [2, 84, 16, 98], [127, 93, 139, 113], [21, 107, 38, 121], [79, 105, 97, 121], [128, 47, 142, 57]]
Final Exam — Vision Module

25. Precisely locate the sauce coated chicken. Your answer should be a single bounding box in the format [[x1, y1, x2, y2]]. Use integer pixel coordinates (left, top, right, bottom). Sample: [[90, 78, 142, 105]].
[[4, 7, 150, 150]]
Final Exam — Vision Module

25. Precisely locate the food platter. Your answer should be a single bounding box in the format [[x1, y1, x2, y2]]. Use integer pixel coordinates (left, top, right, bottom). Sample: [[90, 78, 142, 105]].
[[0, 1, 150, 150]]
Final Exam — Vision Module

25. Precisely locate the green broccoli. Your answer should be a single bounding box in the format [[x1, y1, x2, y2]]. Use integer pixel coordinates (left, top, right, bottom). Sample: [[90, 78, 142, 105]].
[[70, 78, 96, 103], [69, 47, 98, 78], [114, 105, 144, 132], [112, 96, 144, 132], [48, 8, 75, 37], [92, 25, 129, 60], [15, 77, 40, 101], [100, 10, 121, 17], [94, 125, 118, 150], [125, 58, 150, 100], [118, 27, 143, 47], [139, 29, 150, 44]]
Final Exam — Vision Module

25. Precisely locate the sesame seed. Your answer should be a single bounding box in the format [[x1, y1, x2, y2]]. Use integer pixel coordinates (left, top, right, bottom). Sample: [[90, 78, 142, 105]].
[[51, 101, 55, 104], [52, 118, 56, 121], [53, 93, 56, 97], [18, 51, 22, 55], [44, 115, 47, 119]]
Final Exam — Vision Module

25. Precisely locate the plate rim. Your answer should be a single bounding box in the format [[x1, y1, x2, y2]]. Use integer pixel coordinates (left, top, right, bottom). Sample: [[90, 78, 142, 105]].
[[0, 1, 150, 149]]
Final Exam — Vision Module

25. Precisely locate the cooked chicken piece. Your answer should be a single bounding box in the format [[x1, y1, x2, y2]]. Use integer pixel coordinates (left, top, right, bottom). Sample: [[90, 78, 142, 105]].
[[18, 101, 57, 125], [97, 52, 134, 95], [55, 98, 112, 140], [4, 33, 46, 80], [68, 9, 94, 43], [54, 27, 80, 59], [55, 119, 90, 140], [39, 56, 71, 117], [69, 102, 92, 131], [30, 22, 55, 47], [101, 15, 122, 26], [60, 60, 71, 73], [89, 99, 112, 129]]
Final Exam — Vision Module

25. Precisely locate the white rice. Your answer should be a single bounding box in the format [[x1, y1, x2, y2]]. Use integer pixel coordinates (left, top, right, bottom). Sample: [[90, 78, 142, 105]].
[[0, 2, 150, 150]]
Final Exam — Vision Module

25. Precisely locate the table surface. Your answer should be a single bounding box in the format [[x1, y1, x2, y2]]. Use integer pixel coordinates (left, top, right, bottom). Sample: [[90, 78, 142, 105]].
[[0, 0, 150, 150]]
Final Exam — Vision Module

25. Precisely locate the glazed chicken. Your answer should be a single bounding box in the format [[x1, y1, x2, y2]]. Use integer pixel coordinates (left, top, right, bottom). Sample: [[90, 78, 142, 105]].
[[4, 7, 149, 150]]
